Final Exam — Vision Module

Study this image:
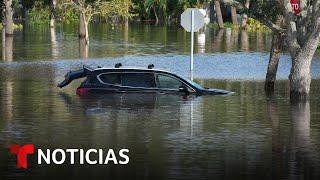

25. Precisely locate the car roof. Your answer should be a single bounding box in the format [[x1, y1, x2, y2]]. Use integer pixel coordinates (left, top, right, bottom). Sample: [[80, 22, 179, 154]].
[[93, 67, 173, 74]]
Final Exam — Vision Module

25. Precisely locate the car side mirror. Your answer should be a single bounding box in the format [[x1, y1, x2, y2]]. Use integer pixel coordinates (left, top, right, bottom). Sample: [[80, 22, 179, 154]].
[[178, 86, 189, 93]]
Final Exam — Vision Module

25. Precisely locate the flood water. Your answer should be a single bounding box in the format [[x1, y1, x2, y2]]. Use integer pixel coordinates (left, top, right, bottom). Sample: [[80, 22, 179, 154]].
[[0, 24, 320, 179]]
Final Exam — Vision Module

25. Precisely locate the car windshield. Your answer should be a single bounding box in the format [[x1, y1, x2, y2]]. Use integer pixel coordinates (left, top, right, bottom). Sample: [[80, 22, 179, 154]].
[[179, 75, 204, 90]]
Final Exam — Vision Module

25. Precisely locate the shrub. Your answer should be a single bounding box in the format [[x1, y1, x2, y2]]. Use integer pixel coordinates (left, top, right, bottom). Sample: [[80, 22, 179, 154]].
[[28, 1, 51, 24]]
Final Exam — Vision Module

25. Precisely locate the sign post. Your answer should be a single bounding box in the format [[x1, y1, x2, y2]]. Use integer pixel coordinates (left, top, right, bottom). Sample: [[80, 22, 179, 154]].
[[181, 8, 205, 80], [190, 10, 194, 80]]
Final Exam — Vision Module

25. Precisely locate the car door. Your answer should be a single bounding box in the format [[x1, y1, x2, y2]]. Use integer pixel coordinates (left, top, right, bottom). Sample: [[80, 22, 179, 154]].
[[120, 72, 157, 93], [155, 73, 190, 94]]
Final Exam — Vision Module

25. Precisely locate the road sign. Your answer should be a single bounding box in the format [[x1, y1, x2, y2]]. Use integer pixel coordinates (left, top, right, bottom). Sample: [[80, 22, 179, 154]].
[[290, 0, 301, 15], [181, 8, 205, 32], [181, 8, 206, 80]]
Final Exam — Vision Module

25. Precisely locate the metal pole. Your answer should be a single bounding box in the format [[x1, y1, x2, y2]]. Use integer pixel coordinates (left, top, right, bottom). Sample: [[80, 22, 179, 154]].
[[190, 10, 194, 80]]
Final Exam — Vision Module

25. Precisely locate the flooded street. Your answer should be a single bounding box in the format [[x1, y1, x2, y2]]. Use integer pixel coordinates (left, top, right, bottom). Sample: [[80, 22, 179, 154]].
[[0, 24, 320, 179]]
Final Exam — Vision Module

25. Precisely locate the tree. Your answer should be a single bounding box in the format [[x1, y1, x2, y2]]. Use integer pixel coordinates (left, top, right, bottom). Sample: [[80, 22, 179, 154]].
[[283, 0, 320, 101], [230, 0, 320, 101], [63, 0, 101, 44], [144, 0, 167, 24], [4, 0, 13, 35], [240, 0, 249, 29], [214, 0, 224, 28], [265, 16, 285, 93], [50, 0, 57, 27], [231, 6, 238, 25], [99, 0, 134, 24]]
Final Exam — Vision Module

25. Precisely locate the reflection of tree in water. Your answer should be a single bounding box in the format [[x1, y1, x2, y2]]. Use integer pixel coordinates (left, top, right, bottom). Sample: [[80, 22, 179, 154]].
[[289, 101, 320, 179], [267, 97, 284, 179], [79, 37, 89, 59], [267, 98, 320, 179], [197, 32, 206, 54], [1, 81, 13, 121], [50, 26, 60, 60], [240, 30, 249, 52]]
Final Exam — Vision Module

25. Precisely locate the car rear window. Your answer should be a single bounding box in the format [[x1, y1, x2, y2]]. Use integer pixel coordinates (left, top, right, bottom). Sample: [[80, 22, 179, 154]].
[[99, 73, 121, 85], [122, 73, 156, 88]]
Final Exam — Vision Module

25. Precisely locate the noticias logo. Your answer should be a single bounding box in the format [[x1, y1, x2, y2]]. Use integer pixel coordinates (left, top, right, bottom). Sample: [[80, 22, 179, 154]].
[[10, 144, 129, 169]]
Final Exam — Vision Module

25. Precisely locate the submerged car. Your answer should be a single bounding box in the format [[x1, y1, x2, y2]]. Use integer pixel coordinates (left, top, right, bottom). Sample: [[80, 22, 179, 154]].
[[57, 64, 233, 96]]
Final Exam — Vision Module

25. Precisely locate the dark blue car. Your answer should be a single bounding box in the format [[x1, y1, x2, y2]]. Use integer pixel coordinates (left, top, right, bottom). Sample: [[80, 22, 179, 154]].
[[58, 64, 233, 96]]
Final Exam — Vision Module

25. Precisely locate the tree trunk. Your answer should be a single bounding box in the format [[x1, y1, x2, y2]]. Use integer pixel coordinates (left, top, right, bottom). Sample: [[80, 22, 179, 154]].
[[152, 6, 159, 24], [214, 0, 224, 29], [4, 0, 13, 36], [287, 21, 320, 101], [265, 33, 284, 94], [231, 6, 238, 25], [240, 0, 249, 29], [50, 0, 57, 27], [79, 13, 86, 38], [2, 29, 6, 60], [289, 51, 313, 101], [79, 13, 89, 44], [5, 35, 13, 61], [79, 37, 88, 59]]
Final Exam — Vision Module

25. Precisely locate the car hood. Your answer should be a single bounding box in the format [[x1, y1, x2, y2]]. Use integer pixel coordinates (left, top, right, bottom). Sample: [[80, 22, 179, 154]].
[[201, 88, 234, 95]]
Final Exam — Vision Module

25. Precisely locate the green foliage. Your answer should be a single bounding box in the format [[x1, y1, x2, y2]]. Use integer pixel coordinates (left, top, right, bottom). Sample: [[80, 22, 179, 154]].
[[238, 0, 282, 23], [246, 18, 268, 31], [56, 3, 79, 24], [207, 19, 269, 32], [28, 1, 51, 24], [144, 0, 167, 21], [59, 11, 79, 24], [13, 0, 282, 29], [99, 0, 135, 22], [0, 23, 23, 30]]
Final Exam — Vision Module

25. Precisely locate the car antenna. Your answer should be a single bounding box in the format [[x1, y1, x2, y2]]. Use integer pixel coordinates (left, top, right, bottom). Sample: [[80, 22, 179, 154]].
[[148, 64, 154, 69], [115, 63, 122, 68]]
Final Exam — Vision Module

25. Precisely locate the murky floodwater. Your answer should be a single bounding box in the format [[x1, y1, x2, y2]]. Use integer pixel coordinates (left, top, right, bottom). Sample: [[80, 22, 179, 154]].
[[0, 24, 320, 179], [1, 23, 273, 61]]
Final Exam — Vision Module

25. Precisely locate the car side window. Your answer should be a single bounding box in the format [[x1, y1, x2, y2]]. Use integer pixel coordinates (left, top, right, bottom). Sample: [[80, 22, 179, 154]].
[[156, 74, 183, 89], [99, 73, 121, 85], [122, 73, 156, 88]]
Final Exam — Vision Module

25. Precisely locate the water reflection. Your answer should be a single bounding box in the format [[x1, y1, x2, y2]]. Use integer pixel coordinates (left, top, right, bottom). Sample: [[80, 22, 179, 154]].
[[267, 97, 284, 179], [212, 29, 224, 51], [0, 73, 319, 178], [289, 101, 319, 179], [0, 24, 272, 61], [197, 32, 206, 53], [50, 27, 59, 60], [240, 30, 249, 51], [266, 98, 320, 179], [1, 81, 13, 121], [58, 92, 200, 119], [79, 37, 89, 59]]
